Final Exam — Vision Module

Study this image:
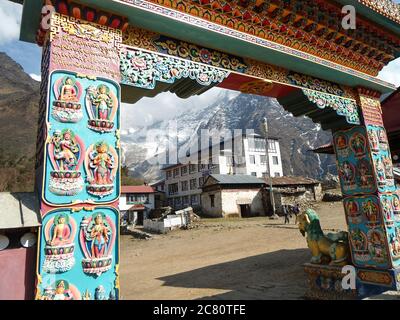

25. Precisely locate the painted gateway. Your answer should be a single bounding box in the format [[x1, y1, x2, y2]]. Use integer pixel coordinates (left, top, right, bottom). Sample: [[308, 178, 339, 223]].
[[10, 0, 400, 299]]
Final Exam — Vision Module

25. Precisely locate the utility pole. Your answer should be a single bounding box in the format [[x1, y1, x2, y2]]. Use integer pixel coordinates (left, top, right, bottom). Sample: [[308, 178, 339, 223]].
[[261, 117, 278, 219]]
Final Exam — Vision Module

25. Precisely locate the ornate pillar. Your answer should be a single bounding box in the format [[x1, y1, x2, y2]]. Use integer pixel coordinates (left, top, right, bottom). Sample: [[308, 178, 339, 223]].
[[333, 88, 400, 291], [34, 13, 121, 300]]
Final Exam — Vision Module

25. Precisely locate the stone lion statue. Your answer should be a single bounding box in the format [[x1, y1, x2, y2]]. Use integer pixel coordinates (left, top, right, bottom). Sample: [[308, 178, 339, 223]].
[[296, 209, 350, 266]]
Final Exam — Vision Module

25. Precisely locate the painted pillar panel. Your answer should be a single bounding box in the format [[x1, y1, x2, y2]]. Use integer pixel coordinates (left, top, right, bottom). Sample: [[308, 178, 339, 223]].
[[35, 13, 122, 300], [36, 207, 119, 300], [334, 90, 400, 272]]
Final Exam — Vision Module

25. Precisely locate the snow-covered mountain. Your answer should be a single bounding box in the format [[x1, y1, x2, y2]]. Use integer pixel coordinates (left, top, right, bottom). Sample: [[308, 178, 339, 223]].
[[121, 91, 336, 181]]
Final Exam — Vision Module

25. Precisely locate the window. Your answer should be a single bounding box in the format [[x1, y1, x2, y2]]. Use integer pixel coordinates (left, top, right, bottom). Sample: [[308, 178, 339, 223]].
[[274, 172, 281, 177], [181, 180, 188, 191], [181, 166, 188, 176], [249, 137, 266, 152], [268, 141, 277, 153], [191, 194, 199, 205], [272, 156, 279, 165], [166, 170, 172, 180], [182, 195, 189, 206], [174, 197, 181, 207], [249, 155, 256, 164], [210, 194, 215, 208], [127, 194, 149, 204], [168, 183, 179, 195], [189, 164, 197, 174], [173, 168, 180, 178], [190, 178, 197, 190], [199, 177, 204, 187], [251, 172, 257, 176], [260, 155, 267, 164]]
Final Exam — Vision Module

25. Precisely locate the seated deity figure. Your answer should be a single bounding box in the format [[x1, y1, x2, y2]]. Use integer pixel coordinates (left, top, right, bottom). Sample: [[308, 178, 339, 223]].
[[59, 77, 79, 102], [50, 214, 70, 246]]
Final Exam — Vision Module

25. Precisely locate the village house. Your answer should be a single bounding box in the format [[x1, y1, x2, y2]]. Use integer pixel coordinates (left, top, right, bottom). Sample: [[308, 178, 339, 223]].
[[201, 174, 265, 218], [119, 186, 156, 226], [150, 179, 167, 208], [163, 133, 283, 210], [262, 176, 323, 215]]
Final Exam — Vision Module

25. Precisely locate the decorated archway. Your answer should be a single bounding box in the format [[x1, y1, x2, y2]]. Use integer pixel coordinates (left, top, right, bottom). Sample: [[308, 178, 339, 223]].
[[12, 0, 400, 299]]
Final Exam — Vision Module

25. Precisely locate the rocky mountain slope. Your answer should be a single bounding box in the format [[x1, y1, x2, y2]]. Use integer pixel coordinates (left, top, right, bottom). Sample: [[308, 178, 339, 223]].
[[122, 91, 336, 181], [0, 52, 39, 192]]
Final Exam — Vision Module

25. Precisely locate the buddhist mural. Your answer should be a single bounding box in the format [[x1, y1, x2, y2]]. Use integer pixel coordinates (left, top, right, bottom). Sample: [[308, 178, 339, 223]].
[[37, 207, 119, 300], [85, 84, 118, 133], [48, 129, 85, 196], [42, 70, 120, 206], [42, 213, 77, 273], [52, 76, 84, 123], [85, 142, 118, 198], [80, 212, 116, 276]]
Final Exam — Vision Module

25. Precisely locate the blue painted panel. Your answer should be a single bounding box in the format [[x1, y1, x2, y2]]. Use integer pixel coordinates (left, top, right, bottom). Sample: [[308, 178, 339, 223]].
[[42, 70, 120, 206], [37, 207, 120, 300]]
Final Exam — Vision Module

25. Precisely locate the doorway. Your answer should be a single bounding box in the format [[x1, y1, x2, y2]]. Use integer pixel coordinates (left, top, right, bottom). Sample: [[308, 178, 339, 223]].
[[239, 204, 252, 218]]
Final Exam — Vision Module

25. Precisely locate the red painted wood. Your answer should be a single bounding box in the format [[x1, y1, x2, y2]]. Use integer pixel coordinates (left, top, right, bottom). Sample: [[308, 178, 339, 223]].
[[0, 247, 36, 300]]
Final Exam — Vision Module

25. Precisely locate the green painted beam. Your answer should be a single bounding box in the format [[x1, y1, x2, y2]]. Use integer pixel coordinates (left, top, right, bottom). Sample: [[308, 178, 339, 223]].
[[14, 0, 398, 93]]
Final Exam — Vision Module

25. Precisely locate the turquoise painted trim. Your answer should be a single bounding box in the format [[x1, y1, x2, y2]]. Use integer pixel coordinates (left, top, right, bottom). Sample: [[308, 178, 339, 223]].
[[16, 0, 397, 93]]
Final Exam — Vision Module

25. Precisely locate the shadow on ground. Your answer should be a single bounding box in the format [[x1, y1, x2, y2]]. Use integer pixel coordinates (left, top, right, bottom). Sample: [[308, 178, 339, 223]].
[[158, 248, 310, 300]]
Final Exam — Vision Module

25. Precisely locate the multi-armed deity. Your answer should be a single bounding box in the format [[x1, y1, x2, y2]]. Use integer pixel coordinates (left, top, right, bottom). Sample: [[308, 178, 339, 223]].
[[85, 141, 118, 197], [80, 212, 115, 276], [52, 76, 83, 123], [43, 213, 76, 274], [86, 84, 118, 133], [48, 129, 85, 196]]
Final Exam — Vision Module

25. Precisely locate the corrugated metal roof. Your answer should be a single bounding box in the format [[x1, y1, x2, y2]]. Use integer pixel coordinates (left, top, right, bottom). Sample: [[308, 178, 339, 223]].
[[0, 192, 41, 230], [209, 174, 264, 185], [121, 185, 155, 194]]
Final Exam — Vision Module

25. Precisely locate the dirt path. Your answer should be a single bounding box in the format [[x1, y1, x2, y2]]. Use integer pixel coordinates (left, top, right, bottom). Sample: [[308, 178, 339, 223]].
[[120, 202, 347, 300]]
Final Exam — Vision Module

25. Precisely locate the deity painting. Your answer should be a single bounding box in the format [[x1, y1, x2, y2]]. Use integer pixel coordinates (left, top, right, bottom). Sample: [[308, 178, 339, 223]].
[[383, 155, 394, 179], [350, 133, 367, 157], [48, 129, 85, 196], [381, 197, 394, 223], [392, 194, 400, 215], [361, 199, 379, 226], [367, 229, 388, 263], [350, 229, 368, 252], [375, 158, 386, 186], [52, 75, 83, 123], [85, 141, 118, 197], [389, 227, 400, 259], [357, 160, 373, 188], [42, 214, 76, 273], [335, 134, 348, 150], [85, 84, 118, 133], [40, 280, 81, 300], [345, 200, 361, 224], [368, 128, 379, 152], [79, 212, 116, 276], [378, 128, 388, 144], [339, 161, 355, 186]]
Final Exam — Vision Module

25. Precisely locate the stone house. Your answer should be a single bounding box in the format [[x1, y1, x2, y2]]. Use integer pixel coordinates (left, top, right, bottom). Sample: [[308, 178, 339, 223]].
[[262, 176, 323, 214], [201, 174, 265, 218]]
